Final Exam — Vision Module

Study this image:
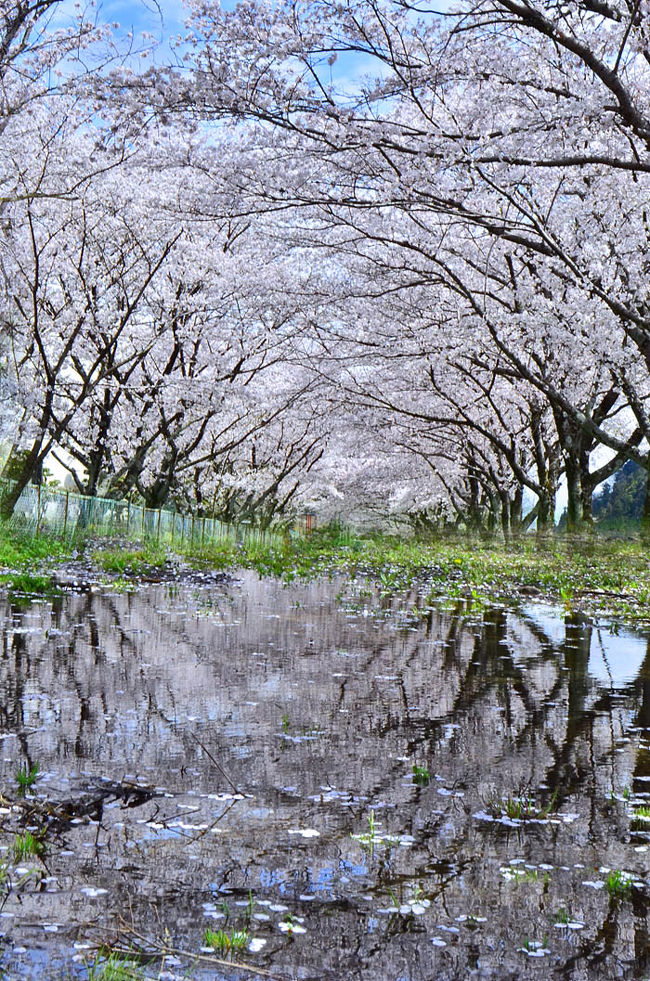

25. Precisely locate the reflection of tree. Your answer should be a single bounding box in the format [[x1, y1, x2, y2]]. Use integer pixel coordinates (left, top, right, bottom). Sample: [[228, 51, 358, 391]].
[[631, 638, 650, 790], [2, 579, 650, 980]]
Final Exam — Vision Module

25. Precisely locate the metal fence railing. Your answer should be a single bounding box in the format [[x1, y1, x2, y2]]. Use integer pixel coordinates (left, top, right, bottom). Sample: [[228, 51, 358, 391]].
[[0, 479, 299, 546]]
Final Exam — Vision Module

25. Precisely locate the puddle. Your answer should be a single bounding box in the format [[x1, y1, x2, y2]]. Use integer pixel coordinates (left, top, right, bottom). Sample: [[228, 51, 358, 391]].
[[0, 572, 649, 978]]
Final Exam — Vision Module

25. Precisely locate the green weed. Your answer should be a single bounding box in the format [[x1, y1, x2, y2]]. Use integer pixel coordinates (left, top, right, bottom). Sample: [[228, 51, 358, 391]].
[[92, 545, 167, 575], [412, 764, 430, 786], [0, 526, 68, 569], [15, 761, 39, 795], [85, 950, 145, 980], [12, 831, 46, 861], [0, 572, 60, 596], [203, 927, 249, 952], [351, 810, 401, 850], [630, 805, 650, 830], [605, 869, 634, 897]]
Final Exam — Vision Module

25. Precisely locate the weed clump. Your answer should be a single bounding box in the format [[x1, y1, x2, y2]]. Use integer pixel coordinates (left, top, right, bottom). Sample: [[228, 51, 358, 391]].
[[85, 951, 145, 980], [412, 764, 430, 786], [203, 927, 249, 952], [605, 869, 635, 897], [15, 761, 39, 796], [12, 831, 46, 862]]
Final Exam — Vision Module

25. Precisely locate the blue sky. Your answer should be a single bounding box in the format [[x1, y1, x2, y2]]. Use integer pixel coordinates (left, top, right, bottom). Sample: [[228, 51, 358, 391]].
[[100, 0, 187, 41]]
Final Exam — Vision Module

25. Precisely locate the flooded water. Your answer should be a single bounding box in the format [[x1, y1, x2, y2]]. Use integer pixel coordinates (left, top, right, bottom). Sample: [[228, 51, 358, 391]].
[[1, 572, 650, 980]]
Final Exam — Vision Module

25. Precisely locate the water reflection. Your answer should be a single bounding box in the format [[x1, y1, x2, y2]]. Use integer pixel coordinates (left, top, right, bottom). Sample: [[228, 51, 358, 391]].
[[0, 574, 649, 979]]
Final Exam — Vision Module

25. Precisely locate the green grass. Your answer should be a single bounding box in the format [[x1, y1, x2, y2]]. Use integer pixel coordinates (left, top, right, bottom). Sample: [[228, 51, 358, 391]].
[[630, 805, 650, 831], [203, 927, 249, 952], [605, 869, 634, 897], [12, 831, 46, 861], [15, 761, 39, 795], [85, 951, 146, 980], [485, 788, 558, 821], [0, 526, 68, 599], [10, 520, 650, 623], [92, 544, 168, 575], [177, 529, 650, 623], [0, 526, 69, 569], [412, 764, 430, 786]]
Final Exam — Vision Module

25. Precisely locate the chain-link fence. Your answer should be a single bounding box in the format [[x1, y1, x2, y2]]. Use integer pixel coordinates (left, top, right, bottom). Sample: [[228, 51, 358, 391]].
[[0, 479, 289, 546]]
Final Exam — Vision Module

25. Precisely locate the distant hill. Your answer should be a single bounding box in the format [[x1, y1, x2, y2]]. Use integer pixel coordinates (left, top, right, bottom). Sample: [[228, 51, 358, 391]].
[[592, 460, 646, 526]]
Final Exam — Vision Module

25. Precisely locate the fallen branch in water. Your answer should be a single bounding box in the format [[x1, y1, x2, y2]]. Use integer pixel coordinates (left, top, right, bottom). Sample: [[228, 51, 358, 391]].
[[89, 917, 291, 979]]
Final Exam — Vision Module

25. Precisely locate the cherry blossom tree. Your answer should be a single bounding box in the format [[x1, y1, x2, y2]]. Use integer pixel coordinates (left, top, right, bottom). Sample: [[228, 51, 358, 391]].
[[169, 0, 650, 530]]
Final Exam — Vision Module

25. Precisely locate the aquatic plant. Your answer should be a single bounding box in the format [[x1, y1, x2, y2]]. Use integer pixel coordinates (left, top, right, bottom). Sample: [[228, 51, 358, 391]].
[[503, 795, 536, 820], [500, 865, 549, 886], [630, 805, 650, 831], [351, 810, 403, 851], [12, 831, 46, 861], [519, 936, 549, 957], [484, 787, 558, 822], [15, 761, 39, 795], [85, 951, 145, 980], [412, 764, 430, 787], [203, 927, 249, 952], [278, 913, 307, 934], [245, 889, 255, 923], [605, 869, 635, 897]]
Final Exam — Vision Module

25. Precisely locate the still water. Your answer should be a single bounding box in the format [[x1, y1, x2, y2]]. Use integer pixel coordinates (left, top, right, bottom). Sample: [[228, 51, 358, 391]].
[[0, 572, 649, 980]]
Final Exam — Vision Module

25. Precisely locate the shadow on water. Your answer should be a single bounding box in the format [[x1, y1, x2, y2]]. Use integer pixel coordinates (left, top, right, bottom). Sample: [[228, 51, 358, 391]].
[[0, 573, 649, 978]]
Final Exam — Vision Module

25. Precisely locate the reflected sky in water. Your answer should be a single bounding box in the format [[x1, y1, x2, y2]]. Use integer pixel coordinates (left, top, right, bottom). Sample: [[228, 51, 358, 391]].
[[0, 573, 649, 979]]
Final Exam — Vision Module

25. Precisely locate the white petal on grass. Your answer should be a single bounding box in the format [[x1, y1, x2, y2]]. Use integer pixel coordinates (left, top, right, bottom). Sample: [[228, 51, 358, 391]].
[[288, 828, 320, 838], [249, 938, 267, 953]]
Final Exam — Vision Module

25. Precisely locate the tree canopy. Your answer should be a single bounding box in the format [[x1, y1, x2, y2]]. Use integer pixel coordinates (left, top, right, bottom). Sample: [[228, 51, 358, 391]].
[[1, 0, 649, 533]]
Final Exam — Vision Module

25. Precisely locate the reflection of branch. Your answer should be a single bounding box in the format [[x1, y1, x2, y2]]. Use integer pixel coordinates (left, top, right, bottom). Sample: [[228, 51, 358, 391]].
[[191, 732, 240, 794], [103, 916, 282, 978], [595, 628, 615, 689]]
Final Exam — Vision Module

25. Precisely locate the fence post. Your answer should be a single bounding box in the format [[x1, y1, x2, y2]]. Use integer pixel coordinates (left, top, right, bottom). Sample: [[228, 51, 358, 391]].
[[63, 492, 69, 537], [171, 513, 175, 546], [191, 514, 195, 543], [142, 506, 146, 536], [127, 502, 131, 535], [157, 509, 162, 543], [37, 483, 41, 528], [201, 517, 206, 545]]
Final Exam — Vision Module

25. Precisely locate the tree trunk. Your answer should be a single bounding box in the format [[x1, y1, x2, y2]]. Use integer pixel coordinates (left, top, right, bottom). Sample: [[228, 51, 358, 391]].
[[641, 467, 650, 542], [565, 457, 592, 534], [0, 440, 43, 520]]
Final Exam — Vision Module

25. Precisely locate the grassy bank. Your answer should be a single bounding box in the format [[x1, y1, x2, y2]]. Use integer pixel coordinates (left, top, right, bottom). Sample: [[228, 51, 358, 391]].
[[3, 522, 650, 621], [0, 527, 70, 595], [180, 528, 650, 622]]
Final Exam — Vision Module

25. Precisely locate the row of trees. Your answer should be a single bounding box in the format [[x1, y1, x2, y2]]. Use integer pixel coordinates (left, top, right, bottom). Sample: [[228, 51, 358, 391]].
[[1, 0, 650, 534]]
